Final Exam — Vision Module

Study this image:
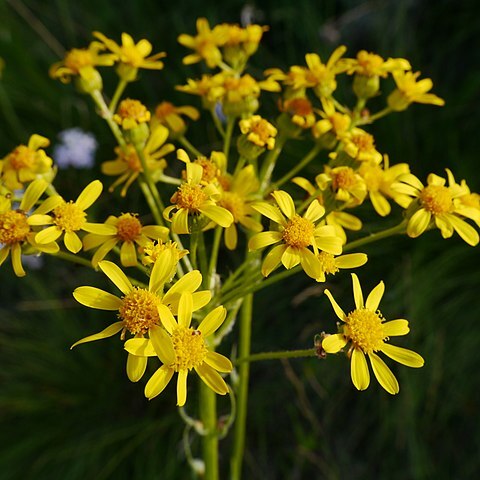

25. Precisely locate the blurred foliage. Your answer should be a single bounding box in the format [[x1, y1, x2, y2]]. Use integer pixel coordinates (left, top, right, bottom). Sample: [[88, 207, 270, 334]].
[[0, 0, 479, 479]]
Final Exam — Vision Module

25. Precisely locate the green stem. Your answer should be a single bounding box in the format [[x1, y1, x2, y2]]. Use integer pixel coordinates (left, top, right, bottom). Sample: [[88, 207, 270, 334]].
[[358, 106, 393, 125], [206, 226, 222, 290], [268, 144, 322, 193], [223, 116, 236, 165], [190, 231, 199, 270], [200, 380, 219, 480], [230, 291, 253, 480], [236, 348, 316, 364], [210, 108, 226, 137], [108, 78, 128, 113], [343, 221, 407, 252], [178, 135, 203, 158], [259, 135, 287, 194], [50, 250, 93, 268]]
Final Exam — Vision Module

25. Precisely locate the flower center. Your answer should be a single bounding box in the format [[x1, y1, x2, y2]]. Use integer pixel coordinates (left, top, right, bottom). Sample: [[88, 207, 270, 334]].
[[317, 251, 339, 275], [173, 184, 208, 212], [219, 191, 245, 221], [116, 213, 142, 241], [282, 215, 314, 248], [155, 101, 176, 119], [196, 158, 219, 183], [286, 98, 313, 116], [352, 132, 375, 152], [7, 146, 35, 170], [0, 210, 30, 244], [53, 201, 87, 232], [171, 326, 208, 371], [345, 308, 385, 354], [119, 287, 161, 335], [419, 185, 453, 214], [121, 45, 144, 67], [356, 51, 384, 76], [65, 49, 94, 72], [116, 99, 150, 124], [332, 167, 357, 190]]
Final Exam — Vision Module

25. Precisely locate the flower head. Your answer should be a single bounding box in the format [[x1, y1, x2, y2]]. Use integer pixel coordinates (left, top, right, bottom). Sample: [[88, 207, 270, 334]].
[[342, 50, 411, 78], [152, 101, 200, 135], [53, 128, 98, 169], [322, 273, 424, 394], [126, 294, 232, 406], [249, 190, 343, 279], [315, 252, 368, 282], [113, 99, 151, 130], [239, 115, 277, 150]]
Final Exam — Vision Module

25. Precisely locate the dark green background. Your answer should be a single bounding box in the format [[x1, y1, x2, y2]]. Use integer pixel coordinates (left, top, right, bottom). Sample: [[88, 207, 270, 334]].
[[1, 1, 479, 478]]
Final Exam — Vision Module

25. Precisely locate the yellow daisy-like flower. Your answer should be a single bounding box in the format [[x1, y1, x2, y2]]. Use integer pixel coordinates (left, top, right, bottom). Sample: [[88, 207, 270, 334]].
[[49, 41, 116, 84], [322, 273, 424, 394], [0, 134, 53, 191], [93, 31, 166, 80], [113, 98, 151, 130], [177, 18, 226, 68], [0, 179, 59, 277], [312, 98, 351, 141], [29, 180, 115, 253], [342, 50, 411, 78], [152, 101, 200, 135], [83, 213, 169, 267], [316, 252, 368, 282], [446, 170, 480, 227], [357, 157, 412, 217], [125, 294, 232, 406], [342, 128, 382, 165], [239, 115, 277, 150], [218, 23, 268, 64], [71, 259, 212, 383], [101, 125, 174, 196], [141, 239, 189, 268], [393, 170, 479, 246], [218, 165, 263, 250], [388, 71, 445, 111], [317, 166, 367, 207], [177, 149, 227, 187], [164, 162, 234, 234], [249, 190, 343, 279], [175, 73, 226, 107]]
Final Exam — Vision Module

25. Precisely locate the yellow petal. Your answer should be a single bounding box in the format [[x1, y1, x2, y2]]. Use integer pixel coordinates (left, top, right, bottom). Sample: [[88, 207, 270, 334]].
[[261, 244, 286, 277], [303, 199, 325, 223], [225, 223, 237, 250], [324, 289, 346, 321], [83, 223, 118, 235], [91, 238, 118, 267], [20, 179, 48, 211], [407, 209, 431, 238], [64, 231, 83, 253], [35, 226, 62, 244], [186, 162, 203, 184], [204, 351, 233, 372], [141, 225, 169, 240], [99, 260, 133, 295], [11, 243, 25, 277], [351, 273, 364, 309], [370, 191, 391, 217], [157, 304, 178, 335], [382, 320, 409, 337], [178, 292, 193, 328], [315, 235, 343, 255], [199, 205, 233, 228], [447, 214, 479, 246], [250, 201, 285, 225], [171, 208, 189, 234], [281, 246, 300, 269], [126, 353, 147, 382], [322, 334, 347, 353], [149, 325, 176, 365], [368, 352, 399, 394], [192, 290, 212, 311], [149, 249, 175, 293], [351, 348, 370, 391], [70, 321, 124, 349], [176, 148, 191, 163], [73, 286, 122, 310], [176, 369, 188, 406], [248, 231, 283, 251], [195, 363, 229, 395], [198, 306, 226, 337], [27, 214, 54, 226], [75, 180, 103, 210], [119, 240, 138, 267], [163, 270, 202, 305], [124, 338, 156, 356], [335, 253, 368, 269], [299, 248, 322, 279], [365, 280, 385, 312], [145, 365, 174, 400], [380, 343, 424, 368], [271, 190, 296, 219]]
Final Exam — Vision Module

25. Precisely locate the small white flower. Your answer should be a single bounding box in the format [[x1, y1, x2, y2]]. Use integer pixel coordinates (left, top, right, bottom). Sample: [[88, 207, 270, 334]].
[[53, 128, 98, 169]]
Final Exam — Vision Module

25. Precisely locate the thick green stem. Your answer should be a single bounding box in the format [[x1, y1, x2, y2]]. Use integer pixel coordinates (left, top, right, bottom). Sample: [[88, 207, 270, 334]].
[[236, 348, 316, 364], [206, 227, 222, 290], [178, 135, 203, 158], [108, 78, 128, 113], [223, 116, 236, 165], [343, 221, 407, 252], [90, 90, 126, 148], [259, 135, 287, 194], [200, 380, 219, 480], [230, 291, 253, 480]]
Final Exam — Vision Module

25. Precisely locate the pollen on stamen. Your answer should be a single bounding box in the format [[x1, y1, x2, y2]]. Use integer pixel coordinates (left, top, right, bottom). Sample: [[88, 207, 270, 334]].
[[282, 215, 314, 248], [332, 167, 357, 190], [7, 146, 36, 170], [65, 49, 94, 72], [419, 185, 453, 215], [0, 210, 30, 244], [171, 326, 208, 371], [118, 287, 161, 335], [116, 213, 142, 241], [53, 201, 87, 232], [317, 251, 339, 275], [172, 184, 208, 212], [344, 308, 385, 354]]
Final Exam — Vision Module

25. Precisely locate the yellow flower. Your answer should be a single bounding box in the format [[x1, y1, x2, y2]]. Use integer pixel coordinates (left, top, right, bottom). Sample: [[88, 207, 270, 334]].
[[83, 213, 169, 267], [49, 41, 116, 84], [29, 180, 115, 253], [141, 239, 189, 269], [357, 157, 411, 216], [126, 295, 232, 406], [177, 18, 226, 68], [279, 97, 316, 129], [342, 50, 411, 77], [164, 162, 233, 234], [249, 190, 343, 279], [113, 98, 151, 130], [393, 170, 479, 245], [312, 98, 351, 141], [0, 179, 58, 277], [175, 73, 226, 107], [322, 273, 424, 394], [342, 128, 382, 164], [388, 71, 445, 111], [446, 170, 480, 227], [71, 259, 212, 383], [317, 166, 367, 207], [218, 165, 263, 250], [152, 101, 200, 135], [93, 31, 166, 80], [315, 252, 368, 282], [239, 115, 277, 150], [0, 134, 53, 190], [101, 125, 174, 196]]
